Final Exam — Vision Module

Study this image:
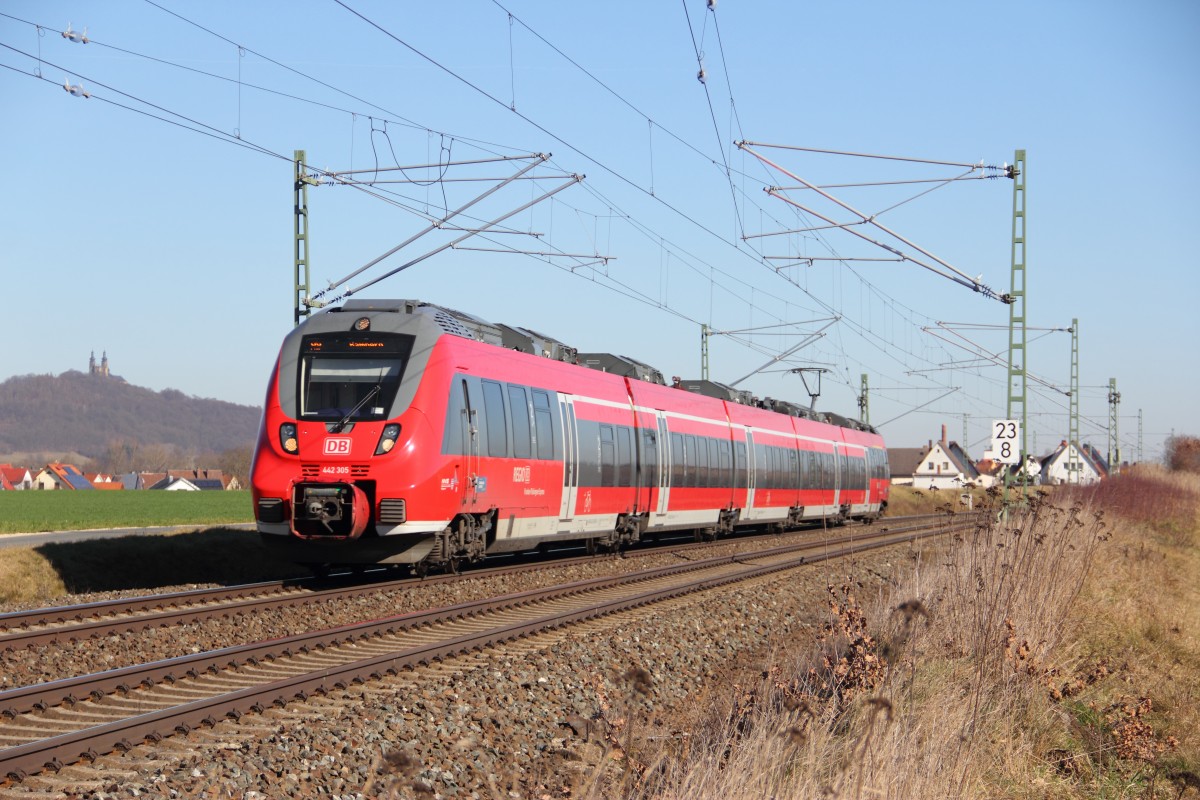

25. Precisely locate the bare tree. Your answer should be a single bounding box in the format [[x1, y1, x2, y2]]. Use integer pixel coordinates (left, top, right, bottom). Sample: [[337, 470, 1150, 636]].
[[1165, 434, 1200, 474]]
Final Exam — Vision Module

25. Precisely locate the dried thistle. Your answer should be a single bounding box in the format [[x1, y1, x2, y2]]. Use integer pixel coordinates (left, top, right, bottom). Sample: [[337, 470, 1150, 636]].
[[623, 666, 653, 696]]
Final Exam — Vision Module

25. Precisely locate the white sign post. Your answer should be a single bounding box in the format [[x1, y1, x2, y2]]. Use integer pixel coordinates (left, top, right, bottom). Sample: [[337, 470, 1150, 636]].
[[992, 419, 1021, 464]]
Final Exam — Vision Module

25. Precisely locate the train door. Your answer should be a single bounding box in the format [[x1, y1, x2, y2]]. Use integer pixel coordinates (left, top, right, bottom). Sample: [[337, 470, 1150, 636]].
[[559, 395, 580, 522], [456, 377, 480, 507], [654, 413, 670, 517]]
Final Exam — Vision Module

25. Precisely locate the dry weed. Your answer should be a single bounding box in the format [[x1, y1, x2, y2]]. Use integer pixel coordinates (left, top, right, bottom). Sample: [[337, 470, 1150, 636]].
[[588, 468, 1199, 799]]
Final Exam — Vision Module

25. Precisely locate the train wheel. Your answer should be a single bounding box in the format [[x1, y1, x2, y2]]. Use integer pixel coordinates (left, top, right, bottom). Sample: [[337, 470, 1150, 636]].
[[586, 538, 598, 556]]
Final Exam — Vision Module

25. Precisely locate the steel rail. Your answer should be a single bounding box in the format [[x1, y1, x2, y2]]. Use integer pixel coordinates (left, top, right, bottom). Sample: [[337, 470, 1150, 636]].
[[0, 515, 954, 651], [0, 516, 975, 782]]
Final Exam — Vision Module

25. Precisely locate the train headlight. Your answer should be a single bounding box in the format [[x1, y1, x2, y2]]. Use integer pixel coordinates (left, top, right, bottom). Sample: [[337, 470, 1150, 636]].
[[375, 423, 401, 455], [279, 423, 299, 455]]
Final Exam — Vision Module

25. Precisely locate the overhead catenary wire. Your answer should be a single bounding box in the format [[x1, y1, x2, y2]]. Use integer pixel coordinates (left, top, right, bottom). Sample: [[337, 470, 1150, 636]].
[[332, 173, 584, 302], [11, 2, 988, 416], [680, 0, 745, 241], [311, 153, 557, 303], [739, 141, 1008, 301], [0, 5, 1046, 438]]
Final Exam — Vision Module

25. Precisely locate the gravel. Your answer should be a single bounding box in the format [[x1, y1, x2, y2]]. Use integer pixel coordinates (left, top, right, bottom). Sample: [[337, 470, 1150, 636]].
[[0, 535, 909, 799]]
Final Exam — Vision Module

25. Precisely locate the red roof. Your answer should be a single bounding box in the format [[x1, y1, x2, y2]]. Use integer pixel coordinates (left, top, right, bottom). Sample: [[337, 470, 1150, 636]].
[[0, 466, 31, 485]]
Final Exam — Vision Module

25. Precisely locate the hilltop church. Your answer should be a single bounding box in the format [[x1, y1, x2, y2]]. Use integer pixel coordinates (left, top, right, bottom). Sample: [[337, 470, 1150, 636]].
[[88, 351, 111, 377]]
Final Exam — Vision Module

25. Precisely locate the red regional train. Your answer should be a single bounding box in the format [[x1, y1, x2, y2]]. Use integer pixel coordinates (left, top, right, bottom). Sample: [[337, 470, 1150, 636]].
[[251, 299, 890, 572]]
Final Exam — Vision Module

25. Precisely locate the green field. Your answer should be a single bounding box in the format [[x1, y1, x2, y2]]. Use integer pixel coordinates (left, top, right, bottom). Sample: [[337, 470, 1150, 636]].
[[0, 490, 254, 533]]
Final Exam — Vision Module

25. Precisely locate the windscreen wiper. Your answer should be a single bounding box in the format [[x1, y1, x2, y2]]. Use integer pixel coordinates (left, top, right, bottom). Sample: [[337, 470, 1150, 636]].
[[332, 384, 381, 432]]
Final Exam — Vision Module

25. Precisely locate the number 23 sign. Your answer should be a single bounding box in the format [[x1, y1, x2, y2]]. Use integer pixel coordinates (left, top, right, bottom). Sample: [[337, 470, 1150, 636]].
[[992, 419, 1021, 464]]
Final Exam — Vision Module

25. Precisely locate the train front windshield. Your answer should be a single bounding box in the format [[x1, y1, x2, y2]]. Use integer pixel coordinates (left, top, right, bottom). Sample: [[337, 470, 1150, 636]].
[[298, 333, 414, 422]]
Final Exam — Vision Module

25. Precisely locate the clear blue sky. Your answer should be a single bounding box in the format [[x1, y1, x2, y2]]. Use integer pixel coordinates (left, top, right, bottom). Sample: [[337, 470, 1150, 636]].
[[2, 1, 1196, 461]]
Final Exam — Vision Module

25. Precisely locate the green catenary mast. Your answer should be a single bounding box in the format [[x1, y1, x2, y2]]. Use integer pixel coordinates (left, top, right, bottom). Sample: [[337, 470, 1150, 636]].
[[1108, 377, 1121, 474], [1068, 318, 1080, 483], [1004, 150, 1028, 492], [294, 149, 320, 327]]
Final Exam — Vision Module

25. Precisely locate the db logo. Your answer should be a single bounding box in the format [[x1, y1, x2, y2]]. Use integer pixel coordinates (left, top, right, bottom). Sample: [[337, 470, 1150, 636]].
[[323, 437, 352, 455]]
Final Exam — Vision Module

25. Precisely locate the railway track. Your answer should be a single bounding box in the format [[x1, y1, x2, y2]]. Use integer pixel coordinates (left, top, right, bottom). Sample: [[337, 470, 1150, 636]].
[[0, 514, 952, 653], [0, 513, 976, 783]]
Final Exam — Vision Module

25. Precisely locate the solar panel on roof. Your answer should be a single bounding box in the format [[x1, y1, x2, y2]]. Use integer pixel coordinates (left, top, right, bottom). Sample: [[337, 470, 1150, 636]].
[[64, 472, 94, 490]]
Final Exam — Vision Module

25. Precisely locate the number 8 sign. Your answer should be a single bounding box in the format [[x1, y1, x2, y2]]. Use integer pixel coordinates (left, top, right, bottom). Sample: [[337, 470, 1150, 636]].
[[992, 419, 1021, 464]]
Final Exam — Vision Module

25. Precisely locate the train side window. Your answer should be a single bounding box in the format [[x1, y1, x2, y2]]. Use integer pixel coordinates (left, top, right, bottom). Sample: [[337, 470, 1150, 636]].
[[508, 384, 532, 459], [532, 390, 554, 460], [715, 438, 724, 489], [600, 425, 616, 487], [754, 441, 769, 489], [441, 377, 466, 455], [708, 438, 720, 488], [789, 449, 799, 490], [481, 380, 508, 458], [686, 435, 699, 488], [700, 438, 710, 489], [617, 427, 632, 487], [642, 429, 657, 487], [575, 419, 599, 487], [671, 433, 685, 487], [734, 440, 746, 488]]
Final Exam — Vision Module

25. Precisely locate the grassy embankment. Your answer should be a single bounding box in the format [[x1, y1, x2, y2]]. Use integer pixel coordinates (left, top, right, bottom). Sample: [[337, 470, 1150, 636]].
[[583, 469, 1200, 799], [0, 492, 308, 603], [0, 490, 253, 534]]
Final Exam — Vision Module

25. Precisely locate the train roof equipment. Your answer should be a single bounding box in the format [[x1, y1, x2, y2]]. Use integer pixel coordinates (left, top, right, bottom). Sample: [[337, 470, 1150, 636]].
[[496, 324, 578, 364], [676, 379, 755, 406], [322, 300, 869, 428], [576, 353, 666, 385]]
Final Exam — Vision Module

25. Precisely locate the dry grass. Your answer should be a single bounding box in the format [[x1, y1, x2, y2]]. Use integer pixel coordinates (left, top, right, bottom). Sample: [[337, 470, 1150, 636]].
[[885, 484, 989, 517], [583, 468, 1200, 799], [0, 528, 307, 606], [0, 548, 67, 605]]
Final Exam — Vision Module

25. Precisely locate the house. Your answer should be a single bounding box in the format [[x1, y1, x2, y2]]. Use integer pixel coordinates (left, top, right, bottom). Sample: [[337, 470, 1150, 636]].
[[0, 472, 11, 491], [910, 426, 981, 490], [85, 472, 122, 490], [148, 475, 201, 491], [118, 472, 147, 490], [123, 469, 240, 491], [175, 468, 241, 491], [33, 463, 95, 490], [971, 458, 1001, 489], [1040, 440, 1107, 485], [0, 465, 34, 490], [886, 448, 926, 486]]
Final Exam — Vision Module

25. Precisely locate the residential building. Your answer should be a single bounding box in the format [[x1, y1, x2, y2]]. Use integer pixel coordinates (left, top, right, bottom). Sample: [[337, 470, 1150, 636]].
[[911, 426, 981, 490], [886, 448, 926, 486], [1040, 440, 1108, 485], [0, 465, 34, 490], [33, 463, 94, 490]]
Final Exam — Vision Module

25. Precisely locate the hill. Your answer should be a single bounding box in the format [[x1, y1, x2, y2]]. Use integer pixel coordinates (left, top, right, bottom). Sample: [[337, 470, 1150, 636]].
[[0, 371, 261, 465]]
